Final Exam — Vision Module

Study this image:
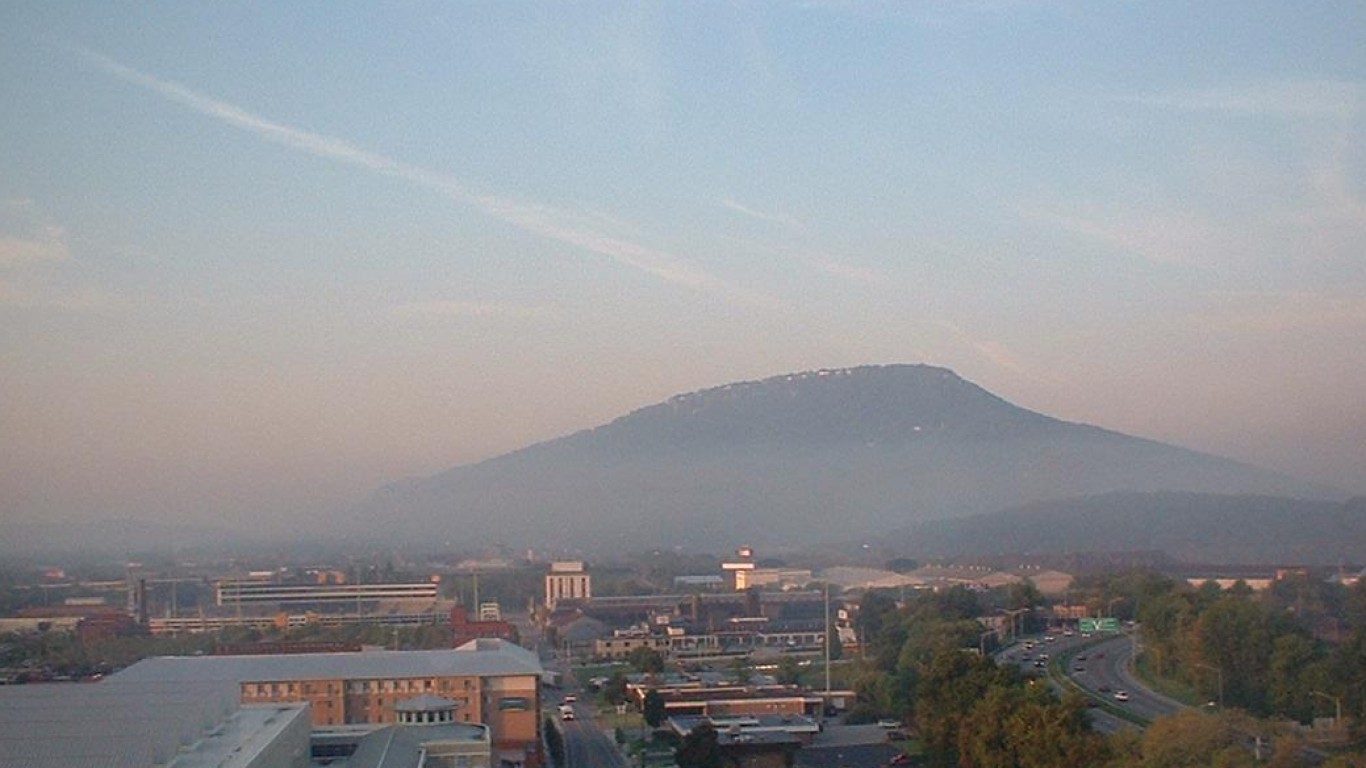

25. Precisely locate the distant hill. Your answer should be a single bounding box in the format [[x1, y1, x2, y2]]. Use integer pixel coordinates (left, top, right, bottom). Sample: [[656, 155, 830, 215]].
[[347, 365, 1342, 552], [889, 492, 1366, 565]]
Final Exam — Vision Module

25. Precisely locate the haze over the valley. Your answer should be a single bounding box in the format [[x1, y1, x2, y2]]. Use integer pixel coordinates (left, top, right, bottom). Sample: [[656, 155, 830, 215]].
[[1, 3, 1363, 539]]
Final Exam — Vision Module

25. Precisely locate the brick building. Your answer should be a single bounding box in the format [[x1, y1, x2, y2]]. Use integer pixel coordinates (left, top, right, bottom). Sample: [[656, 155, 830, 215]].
[[111, 638, 544, 767]]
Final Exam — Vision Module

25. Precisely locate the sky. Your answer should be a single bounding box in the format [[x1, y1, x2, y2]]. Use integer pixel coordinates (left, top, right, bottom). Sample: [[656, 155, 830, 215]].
[[2, 2, 1364, 536]]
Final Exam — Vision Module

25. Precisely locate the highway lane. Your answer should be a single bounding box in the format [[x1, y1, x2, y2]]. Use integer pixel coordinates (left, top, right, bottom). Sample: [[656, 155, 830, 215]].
[[561, 717, 629, 768], [997, 632, 1134, 734], [554, 695, 629, 768], [1067, 635, 1185, 724]]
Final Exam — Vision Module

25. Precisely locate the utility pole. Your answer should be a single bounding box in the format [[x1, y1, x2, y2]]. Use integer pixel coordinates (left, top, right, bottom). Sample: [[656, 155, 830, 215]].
[[1195, 662, 1223, 708], [824, 583, 832, 700]]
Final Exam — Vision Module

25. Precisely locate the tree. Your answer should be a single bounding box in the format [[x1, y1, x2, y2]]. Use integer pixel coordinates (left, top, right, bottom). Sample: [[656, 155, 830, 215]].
[[776, 655, 802, 685], [859, 590, 900, 653], [729, 655, 753, 684], [828, 617, 844, 661], [675, 722, 721, 768], [1137, 711, 1255, 768], [628, 645, 665, 674], [601, 670, 628, 706], [643, 688, 667, 728]]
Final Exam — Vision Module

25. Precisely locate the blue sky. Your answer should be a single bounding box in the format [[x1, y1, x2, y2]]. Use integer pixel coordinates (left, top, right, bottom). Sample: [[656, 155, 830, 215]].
[[2, 2, 1363, 532]]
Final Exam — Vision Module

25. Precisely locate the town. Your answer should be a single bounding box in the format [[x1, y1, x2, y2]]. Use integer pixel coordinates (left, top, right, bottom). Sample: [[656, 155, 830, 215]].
[[3, 544, 1365, 767]]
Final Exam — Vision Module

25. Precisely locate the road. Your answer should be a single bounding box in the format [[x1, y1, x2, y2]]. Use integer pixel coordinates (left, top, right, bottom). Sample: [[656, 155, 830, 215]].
[[553, 693, 630, 768], [996, 630, 1182, 734], [1068, 635, 1185, 724]]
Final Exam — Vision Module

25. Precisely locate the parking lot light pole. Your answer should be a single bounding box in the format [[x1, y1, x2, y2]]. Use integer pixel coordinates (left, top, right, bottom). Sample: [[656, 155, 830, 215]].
[[1195, 662, 1223, 708]]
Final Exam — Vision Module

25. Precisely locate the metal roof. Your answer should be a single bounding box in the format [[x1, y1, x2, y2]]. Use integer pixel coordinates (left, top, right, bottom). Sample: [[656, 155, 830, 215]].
[[110, 640, 542, 685], [0, 680, 307, 768]]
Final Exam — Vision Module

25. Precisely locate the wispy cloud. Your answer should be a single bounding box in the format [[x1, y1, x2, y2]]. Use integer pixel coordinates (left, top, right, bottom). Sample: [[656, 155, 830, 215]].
[[720, 198, 805, 231], [714, 234, 885, 288], [77, 48, 768, 306], [1025, 205, 1224, 266], [393, 300, 548, 320], [933, 319, 1063, 386], [0, 229, 69, 268]]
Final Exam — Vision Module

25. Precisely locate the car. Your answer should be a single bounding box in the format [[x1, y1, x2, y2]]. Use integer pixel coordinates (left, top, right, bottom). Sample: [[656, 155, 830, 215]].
[[1113, 691, 1130, 702], [877, 718, 901, 729], [1075, 654, 1087, 661], [561, 711, 575, 720], [1073, 667, 1085, 673], [563, 695, 576, 704]]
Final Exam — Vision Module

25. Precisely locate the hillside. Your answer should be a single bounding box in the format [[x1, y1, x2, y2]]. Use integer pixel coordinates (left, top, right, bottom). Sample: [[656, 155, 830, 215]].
[[888, 492, 1366, 565], [348, 365, 1342, 551]]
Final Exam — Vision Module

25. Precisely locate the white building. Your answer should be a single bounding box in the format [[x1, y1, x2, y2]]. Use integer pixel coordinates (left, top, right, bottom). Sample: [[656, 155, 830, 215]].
[[544, 562, 591, 610]]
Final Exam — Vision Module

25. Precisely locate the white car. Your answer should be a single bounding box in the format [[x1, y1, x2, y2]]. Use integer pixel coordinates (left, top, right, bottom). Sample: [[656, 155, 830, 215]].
[[1113, 691, 1130, 703]]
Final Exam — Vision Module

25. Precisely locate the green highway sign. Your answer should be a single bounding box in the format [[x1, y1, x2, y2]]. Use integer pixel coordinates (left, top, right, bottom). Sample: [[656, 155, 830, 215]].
[[1080, 617, 1120, 633]]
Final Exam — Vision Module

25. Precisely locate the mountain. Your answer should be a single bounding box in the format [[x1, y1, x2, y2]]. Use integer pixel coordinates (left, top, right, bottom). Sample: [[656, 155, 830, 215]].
[[886, 492, 1366, 565], [347, 365, 1343, 552]]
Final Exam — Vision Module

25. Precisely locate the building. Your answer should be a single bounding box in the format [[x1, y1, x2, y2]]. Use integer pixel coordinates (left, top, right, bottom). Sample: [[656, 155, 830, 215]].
[[594, 628, 673, 660], [544, 562, 591, 610], [333, 696, 493, 768], [148, 607, 446, 636], [110, 639, 544, 767], [215, 580, 438, 607], [450, 605, 519, 648], [0, 678, 310, 768], [630, 683, 825, 719]]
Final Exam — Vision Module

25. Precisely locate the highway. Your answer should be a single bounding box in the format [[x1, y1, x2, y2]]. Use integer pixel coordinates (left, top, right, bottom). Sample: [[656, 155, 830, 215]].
[[553, 691, 630, 768], [997, 630, 1184, 734], [1068, 635, 1186, 724]]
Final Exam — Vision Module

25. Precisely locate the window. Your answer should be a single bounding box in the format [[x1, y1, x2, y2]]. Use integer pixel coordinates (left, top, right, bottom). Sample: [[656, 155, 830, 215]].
[[499, 696, 529, 711]]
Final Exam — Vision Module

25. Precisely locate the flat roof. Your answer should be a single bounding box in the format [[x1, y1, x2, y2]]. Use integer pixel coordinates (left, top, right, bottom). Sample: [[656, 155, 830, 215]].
[[0, 680, 308, 768], [111, 641, 542, 685]]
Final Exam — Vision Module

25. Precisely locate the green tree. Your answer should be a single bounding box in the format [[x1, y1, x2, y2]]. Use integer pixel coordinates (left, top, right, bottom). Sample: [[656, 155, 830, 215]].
[[643, 688, 667, 728], [1137, 711, 1255, 768], [913, 648, 1015, 765], [729, 655, 753, 684], [828, 617, 844, 661], [602, 670, 628, 706], [675, 723, 721, 768], [628, 645, 665, 674]]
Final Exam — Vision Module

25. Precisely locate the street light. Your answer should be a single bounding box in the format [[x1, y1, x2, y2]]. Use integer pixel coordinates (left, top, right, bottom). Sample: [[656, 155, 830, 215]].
[[1194, 662, 1223, 708], [1003, 608, 1030, 641]]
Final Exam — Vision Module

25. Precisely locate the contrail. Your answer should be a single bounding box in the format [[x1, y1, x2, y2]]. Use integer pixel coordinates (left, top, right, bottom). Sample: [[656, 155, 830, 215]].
[[78, 48, 772, 305]]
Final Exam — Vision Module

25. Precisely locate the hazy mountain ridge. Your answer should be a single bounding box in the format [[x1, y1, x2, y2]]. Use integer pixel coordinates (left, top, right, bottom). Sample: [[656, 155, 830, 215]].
[[891, 492, 1366, 565], [355, 364, 1343, 552]]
